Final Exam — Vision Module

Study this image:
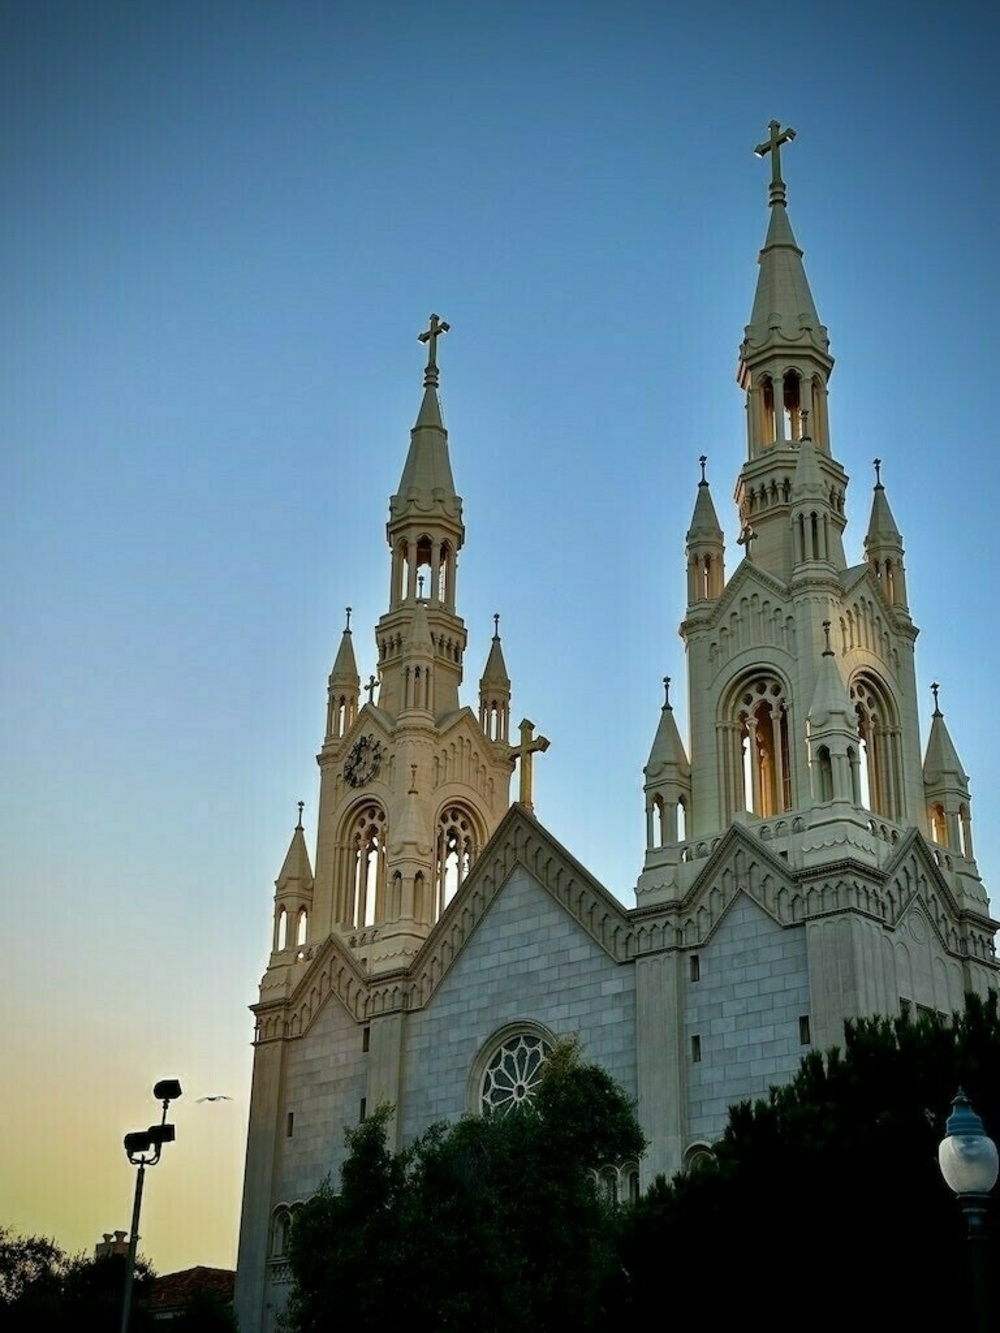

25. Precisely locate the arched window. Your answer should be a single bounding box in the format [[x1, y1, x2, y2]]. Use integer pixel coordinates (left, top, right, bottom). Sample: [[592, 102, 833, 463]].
[[295, 908, 308, 947], [815, 745, 833, 803], [348, 803, 387, 928], [931, 803, 947, 845], [730, 675, 792, 817], [435, 805, 481, 918], [270, 1207, 292, 1259], [275, 906, 288, 952], [783, 370, 802, 440], [850, 673, 900, 820]]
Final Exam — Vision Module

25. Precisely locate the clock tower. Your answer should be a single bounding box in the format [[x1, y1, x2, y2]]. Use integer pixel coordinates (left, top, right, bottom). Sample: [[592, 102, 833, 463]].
[[274, 317, 518, 977]]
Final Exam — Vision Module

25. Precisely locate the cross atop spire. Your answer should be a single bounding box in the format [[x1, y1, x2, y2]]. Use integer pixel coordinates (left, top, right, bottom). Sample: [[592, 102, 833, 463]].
[[296, 800, 304, 830], [754, 120, 797, 205], [931, 681, 942, 716], [418, 313, 450, 388]]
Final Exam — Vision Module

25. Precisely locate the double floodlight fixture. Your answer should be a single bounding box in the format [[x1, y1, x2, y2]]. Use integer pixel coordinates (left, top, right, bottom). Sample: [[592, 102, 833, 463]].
[[122, 1078, 183, 1166]]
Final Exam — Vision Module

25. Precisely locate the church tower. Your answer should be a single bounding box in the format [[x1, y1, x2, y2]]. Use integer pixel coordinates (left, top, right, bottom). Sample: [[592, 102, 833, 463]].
[[637, 122, 994, 1045], [279, 317, 516, 977]]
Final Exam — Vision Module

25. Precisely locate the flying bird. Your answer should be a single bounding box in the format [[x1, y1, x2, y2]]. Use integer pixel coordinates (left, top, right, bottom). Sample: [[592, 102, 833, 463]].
[[197, 1095, 233, 1102]]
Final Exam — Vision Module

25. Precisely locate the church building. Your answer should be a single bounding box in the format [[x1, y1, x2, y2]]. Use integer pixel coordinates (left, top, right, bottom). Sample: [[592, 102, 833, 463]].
[[234, 125, 998, 1332]]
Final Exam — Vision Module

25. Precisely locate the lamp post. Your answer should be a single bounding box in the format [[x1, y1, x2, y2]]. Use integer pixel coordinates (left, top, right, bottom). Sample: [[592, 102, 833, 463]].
[[120, 1078, 182, 1333], [938, 1088, 998, 1333]]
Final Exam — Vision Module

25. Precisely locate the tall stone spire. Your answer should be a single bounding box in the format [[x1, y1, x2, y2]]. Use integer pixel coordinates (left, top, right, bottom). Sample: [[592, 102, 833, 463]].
[[378, 315, 467, 719], [733, 122, 846, 584]]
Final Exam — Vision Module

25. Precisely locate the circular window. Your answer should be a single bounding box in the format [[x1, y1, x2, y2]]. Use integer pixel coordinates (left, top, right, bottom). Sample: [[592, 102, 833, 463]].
[[480, 1033, 551, 1114]]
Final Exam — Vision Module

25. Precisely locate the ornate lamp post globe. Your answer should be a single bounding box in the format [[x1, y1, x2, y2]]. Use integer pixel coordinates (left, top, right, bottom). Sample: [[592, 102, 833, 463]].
[[938, 1089, 997, 1333]]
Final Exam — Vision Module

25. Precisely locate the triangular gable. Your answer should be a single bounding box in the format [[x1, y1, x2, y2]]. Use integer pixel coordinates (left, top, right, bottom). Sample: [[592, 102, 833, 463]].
[[710, 557, 790, 626], [265, 805, 633, 1039], [408, 805, 633, 1008]]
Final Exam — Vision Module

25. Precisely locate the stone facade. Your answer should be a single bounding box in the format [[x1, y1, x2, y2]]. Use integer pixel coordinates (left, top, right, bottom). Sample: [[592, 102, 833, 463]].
[[234, 128, 998, 1333]]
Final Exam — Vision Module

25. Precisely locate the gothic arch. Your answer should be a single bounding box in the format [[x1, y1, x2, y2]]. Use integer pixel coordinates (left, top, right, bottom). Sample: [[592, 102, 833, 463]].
[[338, 800, 388, 928], [434, 801, 486, 918], [849, 670, 902, 821], [720, 670, 794, 819]]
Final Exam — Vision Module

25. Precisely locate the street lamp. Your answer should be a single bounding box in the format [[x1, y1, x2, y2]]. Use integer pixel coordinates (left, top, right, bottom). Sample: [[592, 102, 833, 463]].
[[938, 1088, 998, 1333], [120, 1078, 182, 1333]]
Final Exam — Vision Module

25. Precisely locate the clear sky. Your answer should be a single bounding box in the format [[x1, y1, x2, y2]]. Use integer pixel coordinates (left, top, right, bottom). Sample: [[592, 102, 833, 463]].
[[3, 0, 998, 1277]]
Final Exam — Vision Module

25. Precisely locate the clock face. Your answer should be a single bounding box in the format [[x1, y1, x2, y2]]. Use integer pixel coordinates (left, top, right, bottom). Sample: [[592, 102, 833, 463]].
[[343, 734, 382, 788]]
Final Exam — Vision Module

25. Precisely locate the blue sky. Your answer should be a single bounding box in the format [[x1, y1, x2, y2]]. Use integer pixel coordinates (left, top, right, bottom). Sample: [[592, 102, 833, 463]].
[[2, 0, 998, 1275]]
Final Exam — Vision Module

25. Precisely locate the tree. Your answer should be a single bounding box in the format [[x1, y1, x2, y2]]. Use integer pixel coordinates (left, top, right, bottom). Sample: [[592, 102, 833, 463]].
[[284, 1038, 646, 1333], [0, 1230, 155, 1332], [620, 994, 1000, 1326]]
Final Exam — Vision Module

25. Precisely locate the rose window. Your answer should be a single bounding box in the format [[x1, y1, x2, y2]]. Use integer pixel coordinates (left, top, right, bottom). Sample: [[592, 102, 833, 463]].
[[480, 1033, 551, 1114]]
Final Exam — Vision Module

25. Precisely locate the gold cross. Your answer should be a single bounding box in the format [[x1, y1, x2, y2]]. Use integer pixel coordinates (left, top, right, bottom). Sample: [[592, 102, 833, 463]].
[[507, 717, 550, 812], [418, 313, 450, 388], [754, 120, 796, 188]]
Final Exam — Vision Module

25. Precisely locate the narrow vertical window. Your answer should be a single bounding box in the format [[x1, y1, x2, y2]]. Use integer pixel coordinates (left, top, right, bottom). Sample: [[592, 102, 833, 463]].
[[359, 1098, 367, 1123], [798, 1016, 811, 1045], [286, 1111, 294, 1138], [362, 1026, 371, 1053], [691, 1034, 702, 1063], [689, 954, 701, 982]]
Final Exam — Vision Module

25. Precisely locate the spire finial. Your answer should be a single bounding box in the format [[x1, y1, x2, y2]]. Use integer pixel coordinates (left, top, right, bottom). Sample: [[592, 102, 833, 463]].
[[409, 764, 418, 795], [873, 457, 883, 488], [296, 800, 304, 830], [418, 573, 425, 598], [699, 454, 708, 485], [800, 407, 810, 442], [418, 313, 450, 389], [345, 606, 352, 631], [493, 612, 500, 638], [931, 681, 942, 716], [822, 619, 833, 656], [663, 675, 672, 708], [365, 674, 377, 704], [754, 119, 796, 206]]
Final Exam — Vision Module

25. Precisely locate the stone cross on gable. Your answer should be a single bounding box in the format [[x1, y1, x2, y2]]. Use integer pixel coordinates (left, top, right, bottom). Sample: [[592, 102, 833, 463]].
[[365, 674, 377, 704], [418, 313, 450, 388], [507, 717, 550, 813]]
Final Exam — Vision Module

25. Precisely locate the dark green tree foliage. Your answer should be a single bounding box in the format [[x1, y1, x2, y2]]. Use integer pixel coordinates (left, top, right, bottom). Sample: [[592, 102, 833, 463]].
[[284, 1038, 646, 1333], [622, 993, 1000, 1326], [0, 1230, 155, 1332]]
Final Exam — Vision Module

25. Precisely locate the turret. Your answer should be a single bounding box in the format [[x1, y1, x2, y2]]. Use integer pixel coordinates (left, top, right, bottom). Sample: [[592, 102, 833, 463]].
[[326, 608, 360, 741], [923, 683, 974, 859], [272, 803, 314, 954], [685, 457, 725, 604], [643, 676, 692, 847], [806, 623, 862, 807], [479, 614, 511, 743], [864, 458, 909, 612]]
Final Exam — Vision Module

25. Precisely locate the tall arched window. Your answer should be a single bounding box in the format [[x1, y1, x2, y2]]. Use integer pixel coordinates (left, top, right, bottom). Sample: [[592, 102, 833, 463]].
[[435, 805, 481, 918], [850, 674, 900, 821], [348, 803, 387, 928], [731, 676, 792, 817]]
